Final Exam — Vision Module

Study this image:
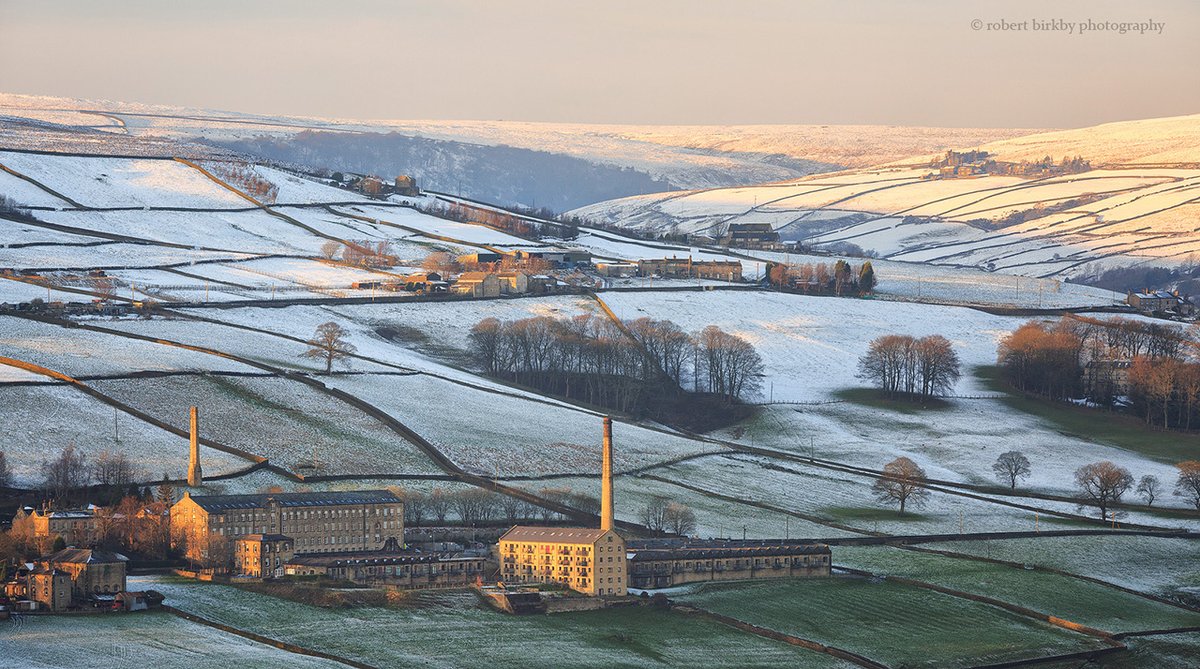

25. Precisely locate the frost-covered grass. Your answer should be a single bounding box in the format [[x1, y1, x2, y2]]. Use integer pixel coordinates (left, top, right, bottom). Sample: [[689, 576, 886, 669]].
[[37, 209, 322, 254], [88, 374, 441, 476], [0, 315, 255, 376], [134, 575, 849, 668], [0, 383, 250, 485], [922, 535, 1200, 605], [1, 610, 346, 669], [514, 473, 856, 540], [675, 577, 1109, 668], [327, 374, 719, 476], [833, 545, 1200, 633]]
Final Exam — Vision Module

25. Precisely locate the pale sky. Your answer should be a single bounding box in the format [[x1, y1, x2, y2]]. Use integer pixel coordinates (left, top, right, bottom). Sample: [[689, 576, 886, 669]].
[[1, 0, 1197, 128]]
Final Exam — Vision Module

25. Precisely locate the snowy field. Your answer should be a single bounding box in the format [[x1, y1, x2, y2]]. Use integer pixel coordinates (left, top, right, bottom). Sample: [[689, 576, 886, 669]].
[[599, 290, 1025, 400], [0, 383, 251, 485], [0, 315, 256, 376], [0, 243, 256, 271], [327, 373, 721, 476], [0, 151, 250, 208], [88, 374, 442, 477]]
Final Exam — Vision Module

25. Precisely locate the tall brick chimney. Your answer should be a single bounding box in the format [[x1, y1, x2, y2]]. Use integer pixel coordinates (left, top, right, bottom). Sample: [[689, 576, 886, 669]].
[[601, 416, 614, 532], [187, 406, 203, 487]]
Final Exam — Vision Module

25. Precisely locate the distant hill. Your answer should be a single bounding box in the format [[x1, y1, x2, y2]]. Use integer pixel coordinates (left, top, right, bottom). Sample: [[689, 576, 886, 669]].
[[570, 114, 1200, 281]]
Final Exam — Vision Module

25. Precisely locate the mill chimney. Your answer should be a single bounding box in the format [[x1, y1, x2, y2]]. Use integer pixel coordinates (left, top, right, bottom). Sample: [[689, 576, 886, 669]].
[[187, 406, 203, 487], [601, 416, 614, 531]]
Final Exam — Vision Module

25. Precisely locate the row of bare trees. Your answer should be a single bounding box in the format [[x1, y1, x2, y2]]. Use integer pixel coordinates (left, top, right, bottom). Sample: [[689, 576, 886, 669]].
[[468, 315, 764, 409], [877, 453, 1200, 521], [857, 334, 962, 399], [394, 486, 600, 527], [768, 260, 876, 296], [997, 316, 1199, 429], [320, 239, 398, 268], [641, 497, 698, 535]]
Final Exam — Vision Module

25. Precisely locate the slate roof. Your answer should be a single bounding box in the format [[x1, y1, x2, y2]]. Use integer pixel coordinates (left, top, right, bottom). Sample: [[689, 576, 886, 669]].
[[499, 526, 609, 544], [626, 539, 829, 562], [45, 548, 129, 564], [185, 490, 401, 513]]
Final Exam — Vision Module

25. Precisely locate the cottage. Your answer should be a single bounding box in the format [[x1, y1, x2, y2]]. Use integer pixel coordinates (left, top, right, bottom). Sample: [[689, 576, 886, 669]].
[[394, 175, 419, 197], [637, 257, 743, 282], [451, 272, 502, 298]]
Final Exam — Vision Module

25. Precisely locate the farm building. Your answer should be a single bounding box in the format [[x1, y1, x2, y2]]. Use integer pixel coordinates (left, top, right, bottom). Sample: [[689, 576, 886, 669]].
[[1126, 290, 1190, 314], [497, 271, 529, 295], [721, 223, 779, 247], [498, 417, 627, 597], [451, 272, 502, 298], [595, 262, 638, 278], [626, 539, 831, 589], [457, 252, 505, 266], [637, 257, 743, 282], [394, 175, 419, 197], [11, 506, 101, 548], [170, 490, 404, 567], [14, 549, 129, 610]]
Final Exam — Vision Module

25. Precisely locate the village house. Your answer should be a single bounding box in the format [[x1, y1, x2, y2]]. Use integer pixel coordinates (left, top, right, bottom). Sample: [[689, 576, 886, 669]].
[[497, 271, 529, 295], [394, 175, 419, 197], [8, 548, 129, 611], [626, 539, 831, 589], [498, 418, 626, 597], [11, 505, 101, 547], [637, 257, 743, 282], [234, 534, 295, 578], [595, 262, 638, 278], [451, 271, 502, 298], [170, 490, 404, 567], [1127, 289, 1194, 316], [720, 223, 780, 248]]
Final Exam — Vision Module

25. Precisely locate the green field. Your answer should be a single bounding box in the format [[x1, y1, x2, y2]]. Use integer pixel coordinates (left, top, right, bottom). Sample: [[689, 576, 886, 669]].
[[134, 576, 855, 668], [835, 545, 1200, 633], [976, 366, 1200, 464], [675, 577, 1110, 668], [924, 535, 1200, 605]]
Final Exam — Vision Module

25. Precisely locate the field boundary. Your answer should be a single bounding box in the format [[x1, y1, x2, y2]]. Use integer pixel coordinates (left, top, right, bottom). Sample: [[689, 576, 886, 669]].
[[161, 605, 379, 669]]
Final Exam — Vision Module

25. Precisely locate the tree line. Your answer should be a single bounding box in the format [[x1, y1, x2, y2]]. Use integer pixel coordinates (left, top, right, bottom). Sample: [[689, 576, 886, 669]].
[[997, 316, 1200, 429], [873, 453, 1200, 521], [857, 334, 962, 399], [768, 260, 876, 297], [468, 314, 764, 414]]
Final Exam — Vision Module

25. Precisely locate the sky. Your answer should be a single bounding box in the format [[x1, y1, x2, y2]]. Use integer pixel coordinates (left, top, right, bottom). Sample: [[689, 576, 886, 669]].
[[1, 0, 1197, 129]]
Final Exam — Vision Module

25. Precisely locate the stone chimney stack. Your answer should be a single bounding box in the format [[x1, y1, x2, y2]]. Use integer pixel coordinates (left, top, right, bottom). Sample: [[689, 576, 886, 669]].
[[187, 406, 203, 487], [601, 416, 614, 532]]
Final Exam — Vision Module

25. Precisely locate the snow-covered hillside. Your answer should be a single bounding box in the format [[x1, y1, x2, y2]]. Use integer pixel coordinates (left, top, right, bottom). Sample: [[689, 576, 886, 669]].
[[572, 115, 1200, 280]]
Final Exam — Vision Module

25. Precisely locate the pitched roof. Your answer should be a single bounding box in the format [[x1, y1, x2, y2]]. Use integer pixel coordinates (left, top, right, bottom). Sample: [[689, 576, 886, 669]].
[[499, 526, 610, 544], [45, 548, 128, 564], [184, 489, 401, 513], [626, 538, 830, 562]]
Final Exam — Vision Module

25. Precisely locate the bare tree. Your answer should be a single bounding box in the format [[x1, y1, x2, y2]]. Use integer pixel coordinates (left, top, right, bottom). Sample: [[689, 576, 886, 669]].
[[642, 496, 669, 532], [422, 251, 461, 275], [93, 449, 141, 488], [1175, 461, 1200, 510], [1074, 461, 1134, 521], [991, 451, 1032, 489], [859, 334, 960, 399], [1136, 475, 1162, 507], [872, 457, 930, 513], [394, 488, 427, 526], [428, 487, 451, 524], [499, 493, 525, 524], [302, 321, 357, 374], [319, 240, 342, 260], [0, 450, 11, 489], [570, 492, 601, 517], [663, 502, 697, 535], [42, 444, 89, 499]]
